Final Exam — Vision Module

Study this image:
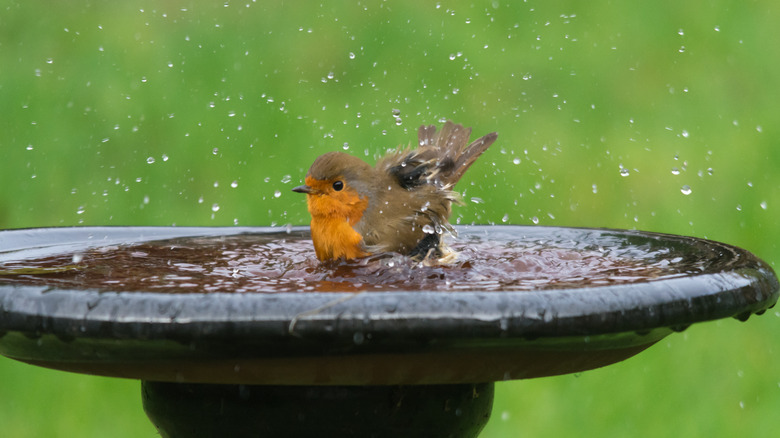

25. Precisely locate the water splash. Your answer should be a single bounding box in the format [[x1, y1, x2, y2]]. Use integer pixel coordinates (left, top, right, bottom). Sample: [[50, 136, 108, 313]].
[[0, 229, 726, 294]]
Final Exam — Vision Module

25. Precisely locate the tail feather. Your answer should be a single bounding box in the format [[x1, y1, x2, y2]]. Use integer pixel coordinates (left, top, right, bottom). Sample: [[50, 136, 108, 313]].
[[449, 131, 498, 186]]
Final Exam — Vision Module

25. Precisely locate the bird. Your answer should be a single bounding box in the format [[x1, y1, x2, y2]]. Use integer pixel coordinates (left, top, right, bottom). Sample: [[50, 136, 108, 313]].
[[292, 121, 498, 262]]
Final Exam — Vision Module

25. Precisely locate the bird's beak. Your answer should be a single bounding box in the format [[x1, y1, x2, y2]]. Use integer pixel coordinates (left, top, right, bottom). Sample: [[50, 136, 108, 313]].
[[292, 184, 315, 194]]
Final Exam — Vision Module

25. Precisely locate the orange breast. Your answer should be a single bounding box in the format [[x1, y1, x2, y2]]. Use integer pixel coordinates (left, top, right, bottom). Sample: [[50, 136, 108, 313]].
[[310, 216, 368, 260], [305, 177, 370, 261]]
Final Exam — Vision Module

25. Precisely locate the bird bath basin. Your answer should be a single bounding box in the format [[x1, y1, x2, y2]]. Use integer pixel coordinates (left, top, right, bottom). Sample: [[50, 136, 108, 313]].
[[0, 225, 777, 437]]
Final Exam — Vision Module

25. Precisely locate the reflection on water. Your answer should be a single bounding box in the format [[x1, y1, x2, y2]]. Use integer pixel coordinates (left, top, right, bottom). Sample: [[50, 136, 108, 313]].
[[0, 229, 724, 294]]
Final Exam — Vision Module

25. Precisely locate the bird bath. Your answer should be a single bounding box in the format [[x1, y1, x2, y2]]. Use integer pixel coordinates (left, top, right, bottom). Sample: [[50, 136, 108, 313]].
[[0, 225, 777, 437]]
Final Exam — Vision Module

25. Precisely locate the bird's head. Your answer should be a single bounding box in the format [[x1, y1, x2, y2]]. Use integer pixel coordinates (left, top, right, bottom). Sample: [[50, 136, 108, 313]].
[[292, 152, 373, 224]]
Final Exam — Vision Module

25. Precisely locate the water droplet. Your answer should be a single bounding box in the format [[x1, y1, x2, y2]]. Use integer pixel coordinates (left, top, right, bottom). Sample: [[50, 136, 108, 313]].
[[422, 224, 435, 234], [76, 206, 85, 215], [273, 190, 282, 198], [143, 195, 150, 205], [342, 142, 350, 150], [391, 108, 401, 116], [162, 154, 169, 161], [681, 185, 692, 195], [348, 52, 356, 59], [281, 175, 292, 184], [501, 411, 510, 421], [512, 157, 521, 165], [531, 216, 539, 225], [671, 167, 680, 175], [501, 214, 509, 223], [591, 184, 598, 194], [212, 148, 219, 155], [619, 168, 630, 177], [681, 130, 689, 138], [470, 197, 484, 204], [146, 156, 155, 164], [707, 167, 714, 175], [72, 253, 84, 263], [211, 203, 220, 212], [26, 145, 33, 151], [760, 201, 768, 210], [230, 180, 238, 188]]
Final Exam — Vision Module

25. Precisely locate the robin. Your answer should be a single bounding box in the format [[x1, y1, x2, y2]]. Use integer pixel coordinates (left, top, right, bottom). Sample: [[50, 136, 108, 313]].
[[292, 121, 498, 261]]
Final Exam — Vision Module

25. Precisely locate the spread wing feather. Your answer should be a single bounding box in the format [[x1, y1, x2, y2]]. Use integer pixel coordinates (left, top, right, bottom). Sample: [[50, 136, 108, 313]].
[[378, 121, 497, 189]]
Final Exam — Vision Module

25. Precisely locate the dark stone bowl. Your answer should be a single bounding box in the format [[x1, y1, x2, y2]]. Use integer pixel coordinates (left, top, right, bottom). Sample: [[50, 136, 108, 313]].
[[0, 225, 776, 385]]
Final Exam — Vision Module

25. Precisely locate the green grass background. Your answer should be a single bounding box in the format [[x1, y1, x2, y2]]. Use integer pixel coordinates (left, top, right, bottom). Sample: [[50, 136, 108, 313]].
[[1, 1, 778, 436]]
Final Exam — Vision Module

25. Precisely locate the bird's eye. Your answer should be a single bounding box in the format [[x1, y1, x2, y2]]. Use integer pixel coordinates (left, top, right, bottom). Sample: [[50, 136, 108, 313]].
[[332, 180, 344, 191]]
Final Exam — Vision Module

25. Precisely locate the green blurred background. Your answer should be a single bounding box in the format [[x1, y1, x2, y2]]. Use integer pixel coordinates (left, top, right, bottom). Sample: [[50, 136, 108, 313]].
[[1, 1, 778, 436]]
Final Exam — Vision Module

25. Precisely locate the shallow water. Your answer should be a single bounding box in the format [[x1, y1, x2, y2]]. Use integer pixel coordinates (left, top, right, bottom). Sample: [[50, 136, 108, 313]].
[[0, 228, 721, 294]]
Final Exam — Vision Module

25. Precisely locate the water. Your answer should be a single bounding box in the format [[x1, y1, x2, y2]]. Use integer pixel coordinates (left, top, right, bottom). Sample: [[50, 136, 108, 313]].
[[0, 228, 723, 294]]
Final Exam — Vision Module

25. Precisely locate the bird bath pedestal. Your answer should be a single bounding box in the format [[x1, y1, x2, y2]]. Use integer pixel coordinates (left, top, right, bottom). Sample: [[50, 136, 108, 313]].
[[0, 226, 777, 437]]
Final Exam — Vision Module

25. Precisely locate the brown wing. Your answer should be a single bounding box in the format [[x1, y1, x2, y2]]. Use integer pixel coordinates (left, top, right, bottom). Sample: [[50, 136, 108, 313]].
[[362, 121, 496, 258], [378, 121, 497, 189]]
